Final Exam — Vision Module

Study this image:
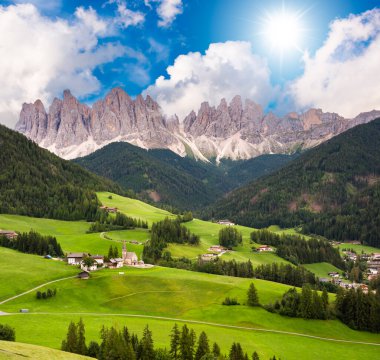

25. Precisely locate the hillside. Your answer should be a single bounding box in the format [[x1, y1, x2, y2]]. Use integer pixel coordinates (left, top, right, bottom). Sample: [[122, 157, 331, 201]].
[[0, 124, 122, 220], [211, 119, 380, 247], [75, 142, 296, 210], [0, 341, 90, 359]]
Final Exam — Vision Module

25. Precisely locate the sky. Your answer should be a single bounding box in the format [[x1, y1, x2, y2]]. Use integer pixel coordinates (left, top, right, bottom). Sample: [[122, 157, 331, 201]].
[[0, 0, 380, 127]]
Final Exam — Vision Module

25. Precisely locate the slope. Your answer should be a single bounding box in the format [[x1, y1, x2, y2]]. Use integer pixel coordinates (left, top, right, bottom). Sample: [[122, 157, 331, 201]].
[[211, 118, 380, 247], [0, 124, 122, 220], [74, 141, 296, 211]]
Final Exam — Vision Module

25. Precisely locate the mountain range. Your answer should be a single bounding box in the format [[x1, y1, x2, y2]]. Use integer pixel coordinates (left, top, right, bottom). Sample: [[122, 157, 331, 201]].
[[15, 87, 380, 161], [74, 142, 297, 211]]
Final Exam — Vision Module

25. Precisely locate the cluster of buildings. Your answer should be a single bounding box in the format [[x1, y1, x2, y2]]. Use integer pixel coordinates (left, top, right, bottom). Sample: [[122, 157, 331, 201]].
[[200, 245, 227, 262], [367, 253, 380, 281], [0, 230, 18, 239], [67, 241, 143, 273]]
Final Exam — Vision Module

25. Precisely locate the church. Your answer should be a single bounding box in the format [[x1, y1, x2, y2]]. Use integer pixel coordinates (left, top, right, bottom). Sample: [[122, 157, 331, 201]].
[[122, 240, 139, 266]]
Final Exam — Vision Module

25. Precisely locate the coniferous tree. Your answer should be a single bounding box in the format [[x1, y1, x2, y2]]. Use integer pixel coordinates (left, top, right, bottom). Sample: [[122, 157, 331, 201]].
[[77, 318, 87, 355], [139, 325, 155, 360], [195, 331, 210, 360], [229, 343, 245, 360], [180, 325, 195, 360], [252, 351, 260, 360], [247, 283, 259, 306], [170, 324, 181, 360], [300, 284, 313, 319], [87, 341, 100, 358], [61, 321, 78, 353], [212, 342, 221, 358]]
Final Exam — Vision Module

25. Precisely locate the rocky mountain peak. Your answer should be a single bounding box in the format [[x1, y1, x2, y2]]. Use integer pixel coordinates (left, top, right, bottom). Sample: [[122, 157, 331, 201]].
[[15, 88, 380, 161]]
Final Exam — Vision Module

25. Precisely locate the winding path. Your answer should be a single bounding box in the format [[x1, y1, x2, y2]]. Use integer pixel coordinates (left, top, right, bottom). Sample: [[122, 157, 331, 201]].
[[0, 275, 77, 306], [3, 311, 380, 346]]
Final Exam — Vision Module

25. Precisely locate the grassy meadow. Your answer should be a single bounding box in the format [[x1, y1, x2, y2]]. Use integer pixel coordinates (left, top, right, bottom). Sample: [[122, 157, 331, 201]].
[[0, 341, 90, 359], [0, 266, 379, 360]]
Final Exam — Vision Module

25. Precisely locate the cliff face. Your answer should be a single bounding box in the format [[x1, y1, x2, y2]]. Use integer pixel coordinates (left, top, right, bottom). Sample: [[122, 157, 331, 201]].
[[15, 88, 380, 160]]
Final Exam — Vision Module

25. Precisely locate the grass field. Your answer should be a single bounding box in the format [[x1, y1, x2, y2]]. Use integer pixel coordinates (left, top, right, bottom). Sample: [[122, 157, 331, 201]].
[[336, 243, 380, 254], [0, 247, 78, 302], [304, 263, 345, 280], [0, 341, 90, 359], [0, 266, 379, 360], [0, 214, 148, 258], [97, 192, 175, 225]]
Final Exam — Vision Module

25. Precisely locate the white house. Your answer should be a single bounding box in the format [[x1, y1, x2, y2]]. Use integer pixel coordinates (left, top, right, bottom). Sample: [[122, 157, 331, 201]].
[[109, 258, 124, 268], [201, 254, 218, 262], [81, 263, 97, 271], [217, 220, 235, 226], [67, 253, 88, 265], [91, 255, 104, 266], [257, 245, 274, 252]]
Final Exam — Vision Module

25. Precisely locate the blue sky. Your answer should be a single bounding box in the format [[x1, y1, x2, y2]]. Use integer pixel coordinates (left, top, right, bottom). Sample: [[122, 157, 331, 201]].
[[1, 0, 380, 126]]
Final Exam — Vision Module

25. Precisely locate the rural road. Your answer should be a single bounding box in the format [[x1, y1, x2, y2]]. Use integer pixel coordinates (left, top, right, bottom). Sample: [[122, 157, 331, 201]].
[[0, 275, 77, 305], [5, 311, 380, 347]]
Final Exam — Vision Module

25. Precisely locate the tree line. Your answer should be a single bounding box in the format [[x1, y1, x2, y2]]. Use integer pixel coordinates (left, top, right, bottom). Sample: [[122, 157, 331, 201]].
[[265, 284, 330, 320], [219, 227, 242, 248], [143, 218, 200, 263], [0, 230, 63, 257], [335, 287, 380, 332], [61, 319, 279, 359], [250, 230, 344, 268], [88, 210, 148, 233]]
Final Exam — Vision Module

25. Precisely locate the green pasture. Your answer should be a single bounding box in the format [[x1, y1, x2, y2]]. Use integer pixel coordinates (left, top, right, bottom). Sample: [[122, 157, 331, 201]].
[[0, 266, 379, 360]]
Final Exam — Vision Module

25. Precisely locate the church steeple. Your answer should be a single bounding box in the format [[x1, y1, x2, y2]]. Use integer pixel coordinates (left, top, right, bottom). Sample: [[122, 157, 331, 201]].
[[122, 240, 127, 262]]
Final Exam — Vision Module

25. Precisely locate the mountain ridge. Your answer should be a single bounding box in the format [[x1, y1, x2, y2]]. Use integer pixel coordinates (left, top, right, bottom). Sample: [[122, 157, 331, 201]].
[[210, 118, 380, 248], [15, 87, 380, 160]]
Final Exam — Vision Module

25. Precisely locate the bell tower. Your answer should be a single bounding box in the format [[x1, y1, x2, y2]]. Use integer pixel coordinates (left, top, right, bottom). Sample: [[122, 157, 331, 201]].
[[122, 240, 127, 262]]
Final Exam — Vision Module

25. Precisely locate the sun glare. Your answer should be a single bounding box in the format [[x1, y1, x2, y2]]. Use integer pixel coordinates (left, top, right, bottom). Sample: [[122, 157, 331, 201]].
[[262, 9, 305, 53]]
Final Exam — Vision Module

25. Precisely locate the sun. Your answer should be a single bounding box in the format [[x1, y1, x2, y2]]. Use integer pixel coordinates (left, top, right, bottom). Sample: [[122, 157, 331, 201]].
[[262, 9, 305, 54]]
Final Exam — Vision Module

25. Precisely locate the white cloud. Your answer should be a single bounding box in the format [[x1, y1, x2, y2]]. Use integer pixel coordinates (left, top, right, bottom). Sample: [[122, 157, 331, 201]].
[[145, 41, 276, 120], [157, 0, 182, 27], [115, 1, 145, 28], [145, 0, 182, 27], [0, 4, 126, 127], [291, 8, 380, 118]]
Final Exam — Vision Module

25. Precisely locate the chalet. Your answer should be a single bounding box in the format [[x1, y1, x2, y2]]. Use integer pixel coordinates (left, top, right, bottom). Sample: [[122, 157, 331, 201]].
[[371, 253, 380, 261], [99, 206, 118, 213], [0, 230, 18, 239], [359, 284, 369, 294], [257, 245, 274, 252], [328, 272, 340, 278], [108, 258, 124, 269], [67, 253, 88, 265], [201, 253, 218, 262], [367, 261, 380, 270], [367, 268, 378, 275], [208, 245, 226, 253], [368, 274, 379, 281], [217, 220, 235, 226], [78, 271, 90, 280], [91, 255, 104, 266], [81, 262, 97, 272]]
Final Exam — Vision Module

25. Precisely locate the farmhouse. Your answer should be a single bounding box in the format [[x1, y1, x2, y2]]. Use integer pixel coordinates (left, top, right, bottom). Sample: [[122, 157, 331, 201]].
[[201, 254, 218, 262], [257, 245, 274, 252], [371, 253, 380, 261], [99, 206, 118, 213], [108, 258, 124, 268], [217, 220, 235, 226], [208, 245, 226, 253], [78, 271, 90, 280], [328, 272, 340, 278], [67, 252, 88, 265], [91, 255, 104, 266], [0, 230, 18, 239]]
